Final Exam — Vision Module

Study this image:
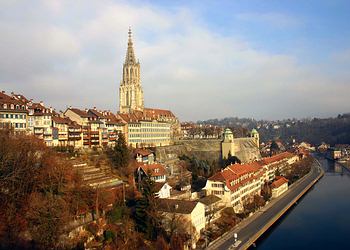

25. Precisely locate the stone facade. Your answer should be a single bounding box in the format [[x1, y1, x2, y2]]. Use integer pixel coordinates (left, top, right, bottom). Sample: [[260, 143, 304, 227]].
[[119, 28, 144, 113], [221, 128, 261, 163]]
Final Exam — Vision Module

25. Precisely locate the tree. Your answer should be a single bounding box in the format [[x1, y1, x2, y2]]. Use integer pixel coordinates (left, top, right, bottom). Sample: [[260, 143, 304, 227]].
[[134, 176, 160, 240], [261, 182, 272, 201], [111, 132, 130, 170]]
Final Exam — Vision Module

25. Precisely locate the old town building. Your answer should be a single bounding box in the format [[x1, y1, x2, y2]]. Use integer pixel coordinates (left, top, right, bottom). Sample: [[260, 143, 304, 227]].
[[204, 152, 299, 213], [117, 29, 180, 145], [0, 91, 28, 134]]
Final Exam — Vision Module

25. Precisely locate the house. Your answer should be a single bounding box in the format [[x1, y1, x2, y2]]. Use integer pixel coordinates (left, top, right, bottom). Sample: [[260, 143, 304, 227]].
[[198, 195, 224, 224], [271, 176, 289, 198], [136, 163, 167, 183], [134, 148, 155, 164], [0, 91, 28, 134], [64, 108, 104, 148], [158, 199, 206, 235], [154, 182, 172, 199], [27, 101, 55, 146], [203, 161, 264, 212]]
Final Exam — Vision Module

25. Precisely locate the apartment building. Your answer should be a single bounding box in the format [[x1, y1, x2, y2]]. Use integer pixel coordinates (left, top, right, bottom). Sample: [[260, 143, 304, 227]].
[[0, 91, 28, 134], [119, 112, 171, 148], [204, 152, 298, 213], [27, 102, 55, 146], [204, 162, 264, 212]]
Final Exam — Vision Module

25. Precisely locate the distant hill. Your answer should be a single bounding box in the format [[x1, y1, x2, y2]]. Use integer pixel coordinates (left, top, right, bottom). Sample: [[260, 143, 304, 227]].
[[197, 113, 350, 146]]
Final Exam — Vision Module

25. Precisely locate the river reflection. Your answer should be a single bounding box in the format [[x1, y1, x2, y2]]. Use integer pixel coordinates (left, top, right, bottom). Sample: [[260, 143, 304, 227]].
[[253, 156, 350, 250]]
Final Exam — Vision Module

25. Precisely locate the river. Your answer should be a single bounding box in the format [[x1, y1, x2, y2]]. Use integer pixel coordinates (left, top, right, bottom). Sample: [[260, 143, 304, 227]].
[[253, 156, 350, 249]]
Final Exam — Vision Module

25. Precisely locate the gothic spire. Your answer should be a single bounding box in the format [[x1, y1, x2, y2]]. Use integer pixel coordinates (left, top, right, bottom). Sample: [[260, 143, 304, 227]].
[[125, 27, 137, 65]]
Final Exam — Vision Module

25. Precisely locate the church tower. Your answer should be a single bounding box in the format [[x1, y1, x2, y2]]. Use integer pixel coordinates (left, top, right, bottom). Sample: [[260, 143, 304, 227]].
[[119, 28, 144, 113]]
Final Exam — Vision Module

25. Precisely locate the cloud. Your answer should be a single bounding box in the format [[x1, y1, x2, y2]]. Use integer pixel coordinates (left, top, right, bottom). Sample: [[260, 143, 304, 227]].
[[0, 1, 349, 121]]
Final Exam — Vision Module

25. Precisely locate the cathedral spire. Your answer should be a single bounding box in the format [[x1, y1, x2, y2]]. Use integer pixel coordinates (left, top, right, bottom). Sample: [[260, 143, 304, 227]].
[[125, 27, 137, 65]]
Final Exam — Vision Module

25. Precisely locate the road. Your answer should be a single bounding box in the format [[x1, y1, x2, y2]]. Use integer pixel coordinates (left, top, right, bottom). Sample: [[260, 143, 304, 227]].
[[207, 160, 323, 250]]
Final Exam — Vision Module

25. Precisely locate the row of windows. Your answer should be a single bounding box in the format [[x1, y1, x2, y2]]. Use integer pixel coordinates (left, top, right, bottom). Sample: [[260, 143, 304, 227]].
[[2, 104, 26, 110], [0, 113, 27, 119], [211, 190, 224, 195], [152, 176, 165, 180], [141, 128, 170, 133], [129, 138, 170, 143], [211, 183, 224, 188], [141, 123, 169, 128], [0, 122, 26, 129], [129, 133, 170, 138]]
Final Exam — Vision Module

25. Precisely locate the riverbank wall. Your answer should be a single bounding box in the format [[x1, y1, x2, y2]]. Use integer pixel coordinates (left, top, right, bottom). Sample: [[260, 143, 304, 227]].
[[239, 160, 324, 250]]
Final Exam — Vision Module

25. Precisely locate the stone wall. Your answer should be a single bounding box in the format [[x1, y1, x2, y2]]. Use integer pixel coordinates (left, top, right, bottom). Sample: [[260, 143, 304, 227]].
[[155, 139, 222, 165], [233, 138, 261, 163], [155, 138, 261, 167]]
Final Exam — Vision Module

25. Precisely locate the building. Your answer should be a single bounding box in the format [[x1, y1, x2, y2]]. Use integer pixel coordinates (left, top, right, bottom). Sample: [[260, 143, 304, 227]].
[[52, 116, 83, 148], [27, 101, 55, 146], [203, 152, 299, 213], [158, 199, 206, 242], [119, 111, 171, 147], [0, 91, 28, 134], [134, 148, 155, 164], [271, 176, 289, 198], [198, 195, 224, 224], [64, 108, 106, 148], [136, 163, 167, 183], [103, 111, 126, 146], [326, 147, 342, 160], [117, 29, 180, 145], [154, 182, 172, 199], [260, 151, 298, 182], [204, 162, 264, 212], [221, 128, 261, 163], [119, 28, 144, 114]]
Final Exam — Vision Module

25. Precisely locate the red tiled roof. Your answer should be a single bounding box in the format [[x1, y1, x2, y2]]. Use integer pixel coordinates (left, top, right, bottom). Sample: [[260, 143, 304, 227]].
[[135, 148, 153, 156], [68, 108, 91, 118], [143, 108, 176, 118], [260, 152, 294, 165], [104, 112, 125, 125], [88, 109, 107, 119], [271, 176, 289, 188], [227, 162, 261, 176], [52, 116, 72, 124], [0, 91, 25, 106], [139, 163, 166, 177]]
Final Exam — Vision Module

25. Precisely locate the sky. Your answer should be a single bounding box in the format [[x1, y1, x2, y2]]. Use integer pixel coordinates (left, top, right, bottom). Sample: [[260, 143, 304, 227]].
[[1, 0, 350, 121]]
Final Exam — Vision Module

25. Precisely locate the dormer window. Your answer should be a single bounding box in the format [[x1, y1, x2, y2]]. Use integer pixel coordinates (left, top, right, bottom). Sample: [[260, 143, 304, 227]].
[[3, 104, 7, 109], [10, 104, 14, 109]]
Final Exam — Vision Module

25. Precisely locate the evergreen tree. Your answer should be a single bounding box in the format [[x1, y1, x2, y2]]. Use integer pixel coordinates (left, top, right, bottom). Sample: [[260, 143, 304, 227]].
[[134, 176, 160, 240], [112, 132, 130, 169]]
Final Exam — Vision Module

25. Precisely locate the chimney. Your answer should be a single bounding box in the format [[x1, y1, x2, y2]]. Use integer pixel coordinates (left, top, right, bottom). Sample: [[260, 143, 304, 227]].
[[40, 101, 44, 106], [69, 105, 72, 109], [1, 91, 4, 94], [85, 108, 88, 113], [93, 106, 97, 111]]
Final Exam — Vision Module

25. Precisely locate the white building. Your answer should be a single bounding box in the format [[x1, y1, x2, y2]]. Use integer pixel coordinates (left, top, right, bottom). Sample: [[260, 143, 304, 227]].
[[154, 182, 172, 199], [271, 176, 289, 198]]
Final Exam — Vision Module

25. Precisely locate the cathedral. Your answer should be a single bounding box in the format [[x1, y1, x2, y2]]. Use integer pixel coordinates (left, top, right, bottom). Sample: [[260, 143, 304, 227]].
[[119, 28, 144, 113], [117, 28, 180, 147]]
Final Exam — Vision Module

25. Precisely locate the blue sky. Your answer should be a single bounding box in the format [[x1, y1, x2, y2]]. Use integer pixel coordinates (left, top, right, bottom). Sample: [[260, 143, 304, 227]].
[[1, 0, 349, 121]]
